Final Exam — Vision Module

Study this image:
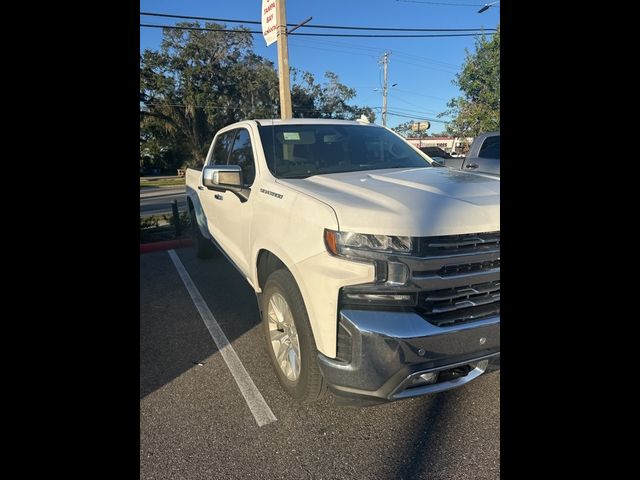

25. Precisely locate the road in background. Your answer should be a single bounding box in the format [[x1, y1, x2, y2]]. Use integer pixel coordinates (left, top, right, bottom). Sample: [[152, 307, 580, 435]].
[[140, 186, 187, 217], [140, 248, 500, 480]]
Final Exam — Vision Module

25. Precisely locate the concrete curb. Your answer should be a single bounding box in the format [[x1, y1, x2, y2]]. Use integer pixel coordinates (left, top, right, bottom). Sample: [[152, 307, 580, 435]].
[[140, 238, 193, 254]]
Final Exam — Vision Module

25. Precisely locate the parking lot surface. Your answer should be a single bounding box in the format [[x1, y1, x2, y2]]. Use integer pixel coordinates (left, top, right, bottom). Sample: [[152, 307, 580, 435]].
[[140, 248, 500, 479]]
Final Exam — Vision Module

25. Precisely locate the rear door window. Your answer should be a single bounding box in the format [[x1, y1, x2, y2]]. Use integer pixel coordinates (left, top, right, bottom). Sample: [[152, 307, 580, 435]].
[[478, 135, 500, 159]]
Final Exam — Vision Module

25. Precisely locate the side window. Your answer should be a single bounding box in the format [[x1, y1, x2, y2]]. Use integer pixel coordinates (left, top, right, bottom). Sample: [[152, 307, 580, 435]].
[[228, 129, 256, 186], [211, 130, 237, 165], [478, 135, 500, 159]]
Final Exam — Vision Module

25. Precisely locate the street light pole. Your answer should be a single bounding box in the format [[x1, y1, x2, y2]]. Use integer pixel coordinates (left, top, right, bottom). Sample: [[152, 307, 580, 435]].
[[478, 1, 499, 13]]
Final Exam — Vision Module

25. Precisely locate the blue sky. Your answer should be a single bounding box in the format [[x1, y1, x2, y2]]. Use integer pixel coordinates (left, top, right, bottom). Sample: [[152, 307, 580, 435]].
[[140, 0, 499, 132]]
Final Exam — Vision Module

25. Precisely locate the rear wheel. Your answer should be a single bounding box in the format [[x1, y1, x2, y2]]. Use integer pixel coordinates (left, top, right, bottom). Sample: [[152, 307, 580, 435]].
[[189, 206, 216, 258], [262, 269, 327, 403]]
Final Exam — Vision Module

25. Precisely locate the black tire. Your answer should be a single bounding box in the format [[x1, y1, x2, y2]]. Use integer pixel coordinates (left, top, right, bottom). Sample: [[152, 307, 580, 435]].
[[261, 269, 327, 403], [189, 206, 217, 259]]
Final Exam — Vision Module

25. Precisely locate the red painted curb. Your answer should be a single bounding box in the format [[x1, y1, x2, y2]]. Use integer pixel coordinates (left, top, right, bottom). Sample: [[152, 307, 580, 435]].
[[140, 238, 193, 254]]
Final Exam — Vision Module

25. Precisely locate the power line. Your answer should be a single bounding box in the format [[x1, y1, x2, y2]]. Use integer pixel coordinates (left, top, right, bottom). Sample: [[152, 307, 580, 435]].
[[386, 104, 440, 116], [393, 88, 449, 101], [287, 39, 461, 77], [395, 1, 499, 7], [387, 106, 442, 118], [140, 23, 494, 38], [286, 40, 379, 59], [392, 51, 460, 69], [142, 103, 372, 115], [392, 58, 457, 74], [140, 24, 254, 34], [387, 93, 439, 114], [386, 110, 450, 123], [140, 11, 497, 32], [375, 106, 451, 122], [288, 37, 461, 69]]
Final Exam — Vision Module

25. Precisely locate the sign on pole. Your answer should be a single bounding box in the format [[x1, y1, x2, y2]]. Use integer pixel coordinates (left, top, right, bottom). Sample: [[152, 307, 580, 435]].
[[262, 0, 278, 46], [411, 121, 431, 132]]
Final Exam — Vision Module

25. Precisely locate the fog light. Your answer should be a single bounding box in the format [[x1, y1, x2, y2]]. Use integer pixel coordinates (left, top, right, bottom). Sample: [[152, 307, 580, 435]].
[[419, 372, 438, 384], [410, 371, 438, 386]]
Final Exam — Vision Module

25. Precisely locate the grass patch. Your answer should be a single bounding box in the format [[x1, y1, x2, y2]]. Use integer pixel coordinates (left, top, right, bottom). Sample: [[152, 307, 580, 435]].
[[140, 212, 191, 244], [140, 177, 186, 188]]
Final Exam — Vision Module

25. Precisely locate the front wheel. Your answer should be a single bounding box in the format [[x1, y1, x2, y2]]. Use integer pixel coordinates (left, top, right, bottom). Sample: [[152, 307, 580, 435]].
[[261, 269, 327, 403]]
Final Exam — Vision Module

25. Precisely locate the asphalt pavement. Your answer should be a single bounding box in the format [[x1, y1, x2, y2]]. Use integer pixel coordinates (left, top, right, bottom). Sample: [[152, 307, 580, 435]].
[[140, 247, 500, 480], [140, 186, 187, 217]]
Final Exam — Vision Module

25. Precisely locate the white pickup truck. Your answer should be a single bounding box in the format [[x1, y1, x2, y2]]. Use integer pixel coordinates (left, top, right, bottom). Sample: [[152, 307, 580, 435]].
[[186, 118, 500, 405]]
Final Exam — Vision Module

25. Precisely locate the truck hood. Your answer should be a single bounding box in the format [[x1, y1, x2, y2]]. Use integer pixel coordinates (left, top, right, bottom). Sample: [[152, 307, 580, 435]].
[[277, 167, 500, 236]]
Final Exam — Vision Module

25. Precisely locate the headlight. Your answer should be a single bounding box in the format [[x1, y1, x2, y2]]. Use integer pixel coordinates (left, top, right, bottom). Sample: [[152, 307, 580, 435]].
[[324, 229, 415, 257]]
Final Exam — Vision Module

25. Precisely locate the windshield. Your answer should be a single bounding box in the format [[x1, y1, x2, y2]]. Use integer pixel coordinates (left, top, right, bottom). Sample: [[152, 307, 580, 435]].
[[257, 123, 432, 179]]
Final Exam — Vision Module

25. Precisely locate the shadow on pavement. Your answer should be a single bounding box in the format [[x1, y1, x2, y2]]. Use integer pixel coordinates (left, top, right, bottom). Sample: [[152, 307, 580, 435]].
[[139, 249, 261, 399], [140, 246, 500, 479]]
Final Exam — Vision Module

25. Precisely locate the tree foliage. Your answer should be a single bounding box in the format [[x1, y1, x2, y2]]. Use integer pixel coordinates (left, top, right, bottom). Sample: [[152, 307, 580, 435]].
[[441, 25, 500, 137], [140, 22, 279, 169], [291, 70, 375, 121], [140, 23, 375, 171]]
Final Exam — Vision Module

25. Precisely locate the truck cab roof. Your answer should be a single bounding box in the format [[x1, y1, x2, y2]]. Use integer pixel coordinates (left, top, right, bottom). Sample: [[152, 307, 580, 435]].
[[253, 118, 377, 127]]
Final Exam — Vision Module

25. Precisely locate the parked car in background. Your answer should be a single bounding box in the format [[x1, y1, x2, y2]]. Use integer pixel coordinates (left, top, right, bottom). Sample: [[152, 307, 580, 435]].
[[442, 132, 499, 177], [418, 146, 453, 165]]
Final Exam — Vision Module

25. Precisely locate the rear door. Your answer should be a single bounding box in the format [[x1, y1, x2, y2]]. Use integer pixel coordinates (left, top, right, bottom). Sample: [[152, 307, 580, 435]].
[[464, 135, 500, 175]]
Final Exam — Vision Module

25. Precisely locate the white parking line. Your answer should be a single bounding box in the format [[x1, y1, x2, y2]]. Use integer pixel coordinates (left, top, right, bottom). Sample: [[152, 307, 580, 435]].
[[167, 249, 277, 427]]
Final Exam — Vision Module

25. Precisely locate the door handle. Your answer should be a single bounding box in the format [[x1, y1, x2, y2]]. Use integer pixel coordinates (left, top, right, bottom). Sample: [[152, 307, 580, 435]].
[[465, 163, 479, 169], [214, 194, 224, 200], [198, 186, 206, 190]]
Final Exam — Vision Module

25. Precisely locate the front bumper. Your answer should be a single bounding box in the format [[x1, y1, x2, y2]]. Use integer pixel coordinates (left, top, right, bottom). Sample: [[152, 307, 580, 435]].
[[317, 309, 500, 404]]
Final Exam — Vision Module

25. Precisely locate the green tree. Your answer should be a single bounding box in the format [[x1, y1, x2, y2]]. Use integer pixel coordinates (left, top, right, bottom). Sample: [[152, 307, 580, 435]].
[[140, 22, 376, 169], [440, 25, 500, 137], [140, 22, 280, 168], [291, 70, 375, 121]]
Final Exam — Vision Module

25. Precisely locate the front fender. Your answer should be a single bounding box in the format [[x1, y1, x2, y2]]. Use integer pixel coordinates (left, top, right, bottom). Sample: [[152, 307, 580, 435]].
[[250, 192, 375, 358]]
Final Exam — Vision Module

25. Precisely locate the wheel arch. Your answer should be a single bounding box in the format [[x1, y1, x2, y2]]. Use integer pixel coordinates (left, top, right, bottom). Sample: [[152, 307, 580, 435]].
[[186, 186, 211, 239]]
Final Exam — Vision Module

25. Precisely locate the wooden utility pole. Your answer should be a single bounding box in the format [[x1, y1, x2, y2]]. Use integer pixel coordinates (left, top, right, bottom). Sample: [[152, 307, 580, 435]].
[[276, 0, 293, 119], [381, 52, 390, 127]]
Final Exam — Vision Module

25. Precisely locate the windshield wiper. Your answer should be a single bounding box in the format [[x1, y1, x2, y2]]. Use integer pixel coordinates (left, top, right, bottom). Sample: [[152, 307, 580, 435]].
[[278, 173, 313, 179]]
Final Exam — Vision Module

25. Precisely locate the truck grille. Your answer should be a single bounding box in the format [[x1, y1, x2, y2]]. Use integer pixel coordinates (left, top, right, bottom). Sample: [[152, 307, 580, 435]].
[[410, 231, 500, 326], [417, 281, 500, 327], [414, 259, 500, 277], [418, 231, 500, 256]]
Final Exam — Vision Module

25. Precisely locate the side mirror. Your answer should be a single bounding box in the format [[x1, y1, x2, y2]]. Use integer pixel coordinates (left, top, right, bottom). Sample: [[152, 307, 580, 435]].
[[202, 165, 243, 190]]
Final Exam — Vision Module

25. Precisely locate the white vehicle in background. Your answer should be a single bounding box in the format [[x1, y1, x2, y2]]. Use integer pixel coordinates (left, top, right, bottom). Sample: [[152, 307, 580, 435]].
[[185, 118, 500, 405]]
